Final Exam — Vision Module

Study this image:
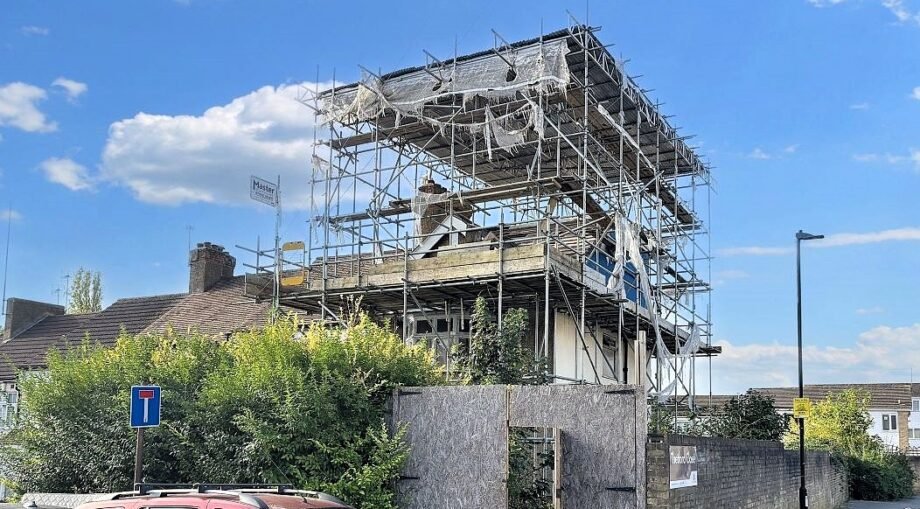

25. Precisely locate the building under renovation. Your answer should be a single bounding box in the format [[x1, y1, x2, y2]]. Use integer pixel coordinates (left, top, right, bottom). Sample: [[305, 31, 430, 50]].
[[244, 22, 718, 406]]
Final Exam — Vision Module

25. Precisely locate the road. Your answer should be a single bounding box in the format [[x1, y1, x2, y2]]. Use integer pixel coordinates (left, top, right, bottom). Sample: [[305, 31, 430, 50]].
[[848, 497, 920, 508]]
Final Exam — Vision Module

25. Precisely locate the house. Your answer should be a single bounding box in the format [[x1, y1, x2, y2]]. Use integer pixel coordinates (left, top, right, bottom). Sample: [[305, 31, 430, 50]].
[[242, 26, 720, 405], [0, 242, 290, 428], [710, 383, 920, 451]]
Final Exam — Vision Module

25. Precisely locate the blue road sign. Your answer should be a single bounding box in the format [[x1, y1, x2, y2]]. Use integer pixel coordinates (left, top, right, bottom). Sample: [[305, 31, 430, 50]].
[[130, 385, 161, 428]]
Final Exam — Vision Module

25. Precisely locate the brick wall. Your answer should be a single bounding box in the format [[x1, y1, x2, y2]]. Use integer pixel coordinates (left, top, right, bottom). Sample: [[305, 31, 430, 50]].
[[647, 434, 848, 509]]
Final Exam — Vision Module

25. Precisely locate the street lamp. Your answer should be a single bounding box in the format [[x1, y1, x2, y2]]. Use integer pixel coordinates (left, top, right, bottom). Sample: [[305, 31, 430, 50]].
[[796, 229, 823, 509]]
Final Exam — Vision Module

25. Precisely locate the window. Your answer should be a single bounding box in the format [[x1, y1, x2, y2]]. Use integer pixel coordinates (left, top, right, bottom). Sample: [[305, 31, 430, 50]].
[[912, 398, 920, 412], [909, 429, 920, 440], [600, 334, 620, 381], [415, 319, 432, 334], [882, 414, 898, 431]]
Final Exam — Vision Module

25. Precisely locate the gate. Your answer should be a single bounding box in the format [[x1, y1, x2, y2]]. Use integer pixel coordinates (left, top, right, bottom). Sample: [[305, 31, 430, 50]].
[[392, 384, 646, 509]]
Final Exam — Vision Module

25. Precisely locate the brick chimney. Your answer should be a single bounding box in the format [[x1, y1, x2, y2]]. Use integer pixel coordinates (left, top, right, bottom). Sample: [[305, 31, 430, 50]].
[[3, 298, 65, 339], [189, 242, 236, 293]]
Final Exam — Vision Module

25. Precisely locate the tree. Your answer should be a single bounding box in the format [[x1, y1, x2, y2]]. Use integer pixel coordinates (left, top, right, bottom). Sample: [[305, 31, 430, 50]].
[[0, 315, 442, 509], [785, 389, 913, 501], [68, 268, 102, 314], [453, 296, 544, 385], [708, 390, 787, 441]]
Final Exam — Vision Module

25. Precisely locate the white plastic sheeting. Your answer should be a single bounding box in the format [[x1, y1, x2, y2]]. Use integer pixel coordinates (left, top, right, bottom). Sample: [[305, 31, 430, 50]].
[[611, 212, 700, 403], [322, 39, 570, 158]]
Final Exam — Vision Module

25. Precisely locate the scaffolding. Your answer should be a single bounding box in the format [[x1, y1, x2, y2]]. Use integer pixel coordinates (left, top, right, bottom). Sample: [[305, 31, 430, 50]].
[[243, 19, 718, 407]]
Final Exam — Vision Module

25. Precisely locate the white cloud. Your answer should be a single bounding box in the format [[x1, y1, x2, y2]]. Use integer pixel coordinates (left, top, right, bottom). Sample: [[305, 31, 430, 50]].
[[852, 153, 880, 162], [39, 157, 94, 191], [0, 210, 22, 221], [51, 78, 87, 102], [101, 82, 327, 207], [748, 148, 771, 160], [783, 144, 799, 154], [709, 323, 920, 393], [881, 0, 920, 24], [912, 86, 920, 100], [850, 102, 870, 110], [809, 0, 920, 26], [856, 306, 884, 315], [852, 149, 920, 170], [20, 26, 49, 36], [712, 269, 750, 287], [817, 226, 920, 246], [0, 82, 57, 133], [717, 246, 794, 257], [719, 227, 920, 256]]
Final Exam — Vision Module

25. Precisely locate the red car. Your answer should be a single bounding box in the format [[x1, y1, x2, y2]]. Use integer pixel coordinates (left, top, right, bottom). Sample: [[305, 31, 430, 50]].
[[75, 485, 352, 509]]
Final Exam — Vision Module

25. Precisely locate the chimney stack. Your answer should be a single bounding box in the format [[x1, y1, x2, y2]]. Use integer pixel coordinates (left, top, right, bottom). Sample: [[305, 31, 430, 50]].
[[3, 298, 65, 339], [189, 242, 236, 293], [416, 178, 449, 237]]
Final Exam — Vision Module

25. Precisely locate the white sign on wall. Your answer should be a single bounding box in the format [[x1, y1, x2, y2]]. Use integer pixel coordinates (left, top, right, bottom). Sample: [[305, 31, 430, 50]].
[[669, 445, 698, 489], [250, 175, 278, 206]]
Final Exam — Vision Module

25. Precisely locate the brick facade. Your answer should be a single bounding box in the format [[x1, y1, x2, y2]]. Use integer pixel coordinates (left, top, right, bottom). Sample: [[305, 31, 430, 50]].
[[647, 434, 848, 509]]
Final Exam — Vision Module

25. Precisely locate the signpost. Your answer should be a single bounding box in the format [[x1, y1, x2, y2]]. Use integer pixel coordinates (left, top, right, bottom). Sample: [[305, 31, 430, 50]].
[[250, 175, 282, 315], [130, 385, 161, 485]]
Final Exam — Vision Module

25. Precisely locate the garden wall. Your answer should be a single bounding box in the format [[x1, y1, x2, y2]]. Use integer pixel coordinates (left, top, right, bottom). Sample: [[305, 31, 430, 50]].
[[647, 434, 848, 509]]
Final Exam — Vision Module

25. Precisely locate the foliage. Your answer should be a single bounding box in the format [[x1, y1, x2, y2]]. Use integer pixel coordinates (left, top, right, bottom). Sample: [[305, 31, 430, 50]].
[[648, 401, 677, 435], [708, 390, 787, 441], [785, 389, 914, 501], [507, 428, 553, 509], [68, 268, 102, 314], [0, 315, 441, 509], [452, 296, 544, 385], [648, 391, 786, 440]]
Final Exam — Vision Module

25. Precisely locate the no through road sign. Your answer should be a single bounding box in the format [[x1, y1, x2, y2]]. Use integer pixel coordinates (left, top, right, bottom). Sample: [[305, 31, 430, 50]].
[[130, 385, 161, 428]]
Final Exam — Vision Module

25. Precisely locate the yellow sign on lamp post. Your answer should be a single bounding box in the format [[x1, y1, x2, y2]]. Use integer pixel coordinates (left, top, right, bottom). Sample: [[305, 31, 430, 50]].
[[793, 397, 811, 419]]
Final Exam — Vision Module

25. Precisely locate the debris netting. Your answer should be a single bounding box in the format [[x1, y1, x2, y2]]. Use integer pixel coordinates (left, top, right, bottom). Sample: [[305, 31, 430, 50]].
[[606, 212, 698, 403], [321, 39, 570, 159]]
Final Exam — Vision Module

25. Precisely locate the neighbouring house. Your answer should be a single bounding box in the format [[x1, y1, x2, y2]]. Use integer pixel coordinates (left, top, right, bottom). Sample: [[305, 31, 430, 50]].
[[0, 242, 294, 431], [710, 383, 920, 451]]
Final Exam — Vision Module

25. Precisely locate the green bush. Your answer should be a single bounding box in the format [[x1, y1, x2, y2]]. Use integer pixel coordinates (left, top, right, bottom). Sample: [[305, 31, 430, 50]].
[[0, 315, 441, 509], [843, 444, 914, 501], [785, 389, 915, 501]]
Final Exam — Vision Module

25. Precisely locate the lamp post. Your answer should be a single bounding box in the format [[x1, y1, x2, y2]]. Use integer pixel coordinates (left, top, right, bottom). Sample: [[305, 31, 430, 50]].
[[796, 230, 823, 509]]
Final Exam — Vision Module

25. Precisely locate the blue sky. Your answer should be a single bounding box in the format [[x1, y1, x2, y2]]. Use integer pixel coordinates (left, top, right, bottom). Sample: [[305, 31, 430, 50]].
[[1, 0, 919, 393]]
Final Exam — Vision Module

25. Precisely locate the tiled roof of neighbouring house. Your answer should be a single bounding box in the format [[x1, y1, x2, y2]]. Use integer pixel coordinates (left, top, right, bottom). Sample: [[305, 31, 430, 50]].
[[0, 277, 296, 383], [703, 383, 916, 412], [0, 293, 185, 382]]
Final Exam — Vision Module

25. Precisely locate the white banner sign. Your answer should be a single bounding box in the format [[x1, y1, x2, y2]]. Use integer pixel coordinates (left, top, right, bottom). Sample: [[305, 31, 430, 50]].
[[250, 176, 278, 206], [669, 445, 698, 489]]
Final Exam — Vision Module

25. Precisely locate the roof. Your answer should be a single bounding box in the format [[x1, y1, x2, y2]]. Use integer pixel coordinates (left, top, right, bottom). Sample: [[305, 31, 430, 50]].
[[143, 276, 278, 337], [757, 383, 915, 411], [78, 293, 186, 346], [0, 313, 95, 383], [0, 276, 287, 383], [702, 383, 918, 411], [322, 27, 577, 95]]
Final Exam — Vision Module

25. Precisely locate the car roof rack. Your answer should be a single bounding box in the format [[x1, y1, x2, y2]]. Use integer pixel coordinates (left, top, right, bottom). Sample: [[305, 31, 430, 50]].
[[104, 483, 352, 509]]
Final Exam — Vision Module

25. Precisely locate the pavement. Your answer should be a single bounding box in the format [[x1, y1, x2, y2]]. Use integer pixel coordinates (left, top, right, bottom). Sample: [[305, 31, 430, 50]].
[[848, 497, 920, 508]]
